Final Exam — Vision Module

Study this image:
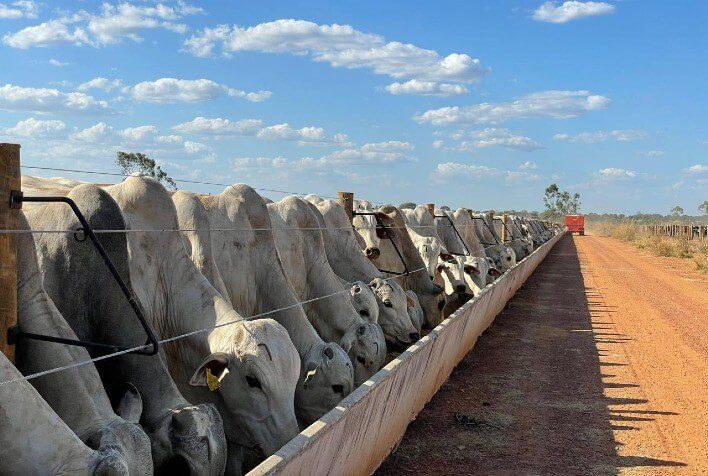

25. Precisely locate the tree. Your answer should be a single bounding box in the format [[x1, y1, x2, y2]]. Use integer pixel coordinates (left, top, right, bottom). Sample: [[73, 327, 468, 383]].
[[116, 151, 177, 189], [699, 200, 708, 216], [542, 183, 581, 220], [670, 205, 684, 217]]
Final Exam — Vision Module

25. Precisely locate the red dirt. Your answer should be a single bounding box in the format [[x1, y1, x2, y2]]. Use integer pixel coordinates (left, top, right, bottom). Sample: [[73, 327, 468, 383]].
[[376, 234, 707, 475]]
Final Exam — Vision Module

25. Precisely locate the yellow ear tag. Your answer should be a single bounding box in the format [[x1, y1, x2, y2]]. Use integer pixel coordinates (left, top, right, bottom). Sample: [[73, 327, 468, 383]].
[[205, 367, 220, 392]]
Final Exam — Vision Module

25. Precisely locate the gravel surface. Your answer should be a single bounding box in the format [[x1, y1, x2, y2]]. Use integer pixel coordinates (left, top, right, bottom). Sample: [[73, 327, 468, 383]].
[[376, 234, 707, 475]]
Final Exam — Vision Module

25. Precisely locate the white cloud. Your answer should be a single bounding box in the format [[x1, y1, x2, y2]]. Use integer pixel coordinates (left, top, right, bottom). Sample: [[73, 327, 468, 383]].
[[77, 77, 123, 92], [172, 116, 349, 145], [70, 122, 115, 143], [519, 161, 538, 170], [183, 19, 488, 91], [505, 170, 540, 183], [183, 140, 209, 154], [553, 129, 646, 143], [2, 117, 65, 137], [0, 1, 38, 19], [685, 164, 707, 174], [431, 162, 500, 182], [0, 84, 112, 114], [643, 150, 664, 158], [173, 116, 263, 135], [443, 128, 543, 151], [360, 141, 414, 152], [415, 90, 609, 126], [3, 2, 202, 48], [385, 79, 468, 97], [119, 125, 181, 144], [3, 19, 91, 49], [49, 58, 69, 67], [127, 78, 271, 103], [597, 167, 637, 179], [430, 161, 540, 184], [532, 1, 614, 24]]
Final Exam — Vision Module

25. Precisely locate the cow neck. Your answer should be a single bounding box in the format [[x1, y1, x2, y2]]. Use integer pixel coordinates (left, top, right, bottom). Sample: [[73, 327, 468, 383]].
[[212, 194, 322, 357], [25, 198, 189, 420], [379, 208, 436, 296], [15, 216, 116, 436]]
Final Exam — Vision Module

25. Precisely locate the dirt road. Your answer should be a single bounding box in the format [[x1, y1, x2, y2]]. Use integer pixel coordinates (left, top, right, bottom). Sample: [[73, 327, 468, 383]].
[[377, 234, 707, 475]]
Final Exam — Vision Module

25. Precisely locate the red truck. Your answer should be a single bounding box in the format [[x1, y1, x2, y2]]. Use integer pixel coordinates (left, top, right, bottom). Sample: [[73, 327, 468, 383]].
[[565, 215, 585, 235]]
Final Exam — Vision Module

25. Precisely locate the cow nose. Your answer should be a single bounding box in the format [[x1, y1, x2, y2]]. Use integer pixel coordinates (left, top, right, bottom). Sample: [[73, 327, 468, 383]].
[[365, 247, 380, 259], [409, 332, 420, 342], [456, 284, 466, 293]]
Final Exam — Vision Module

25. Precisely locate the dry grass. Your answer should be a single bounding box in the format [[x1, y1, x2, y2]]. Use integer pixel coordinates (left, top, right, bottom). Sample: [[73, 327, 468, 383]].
[[588, 221, 708, 273]]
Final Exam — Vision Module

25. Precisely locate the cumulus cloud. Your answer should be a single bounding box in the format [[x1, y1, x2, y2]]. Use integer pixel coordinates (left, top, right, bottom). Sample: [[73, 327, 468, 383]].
[[183, 19, 488, 94], [532, 1, 614, 24], [69, 122, 114, 143], [415, 90, 609, 126], [597, 167, 638, 179], [127, 78, 271, 103], [553, 129, 646, 143], [0, 84, 112, 114], [685, 164, 707, 174], [385, 80, 468, 97], [172, 116, 349, 145], [430, 161, 540, 184], [2, 117, 66, 137], [519, 161, 538, 170], [3, 2, 202, 49], [439, 128, 543, 151], [0, 1, 38, 19], [76, 77, 124, 92]]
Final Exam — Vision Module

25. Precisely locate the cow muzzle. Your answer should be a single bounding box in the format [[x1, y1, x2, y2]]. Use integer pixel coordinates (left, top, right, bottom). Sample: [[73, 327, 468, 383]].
[[365, 247, 380, 260]]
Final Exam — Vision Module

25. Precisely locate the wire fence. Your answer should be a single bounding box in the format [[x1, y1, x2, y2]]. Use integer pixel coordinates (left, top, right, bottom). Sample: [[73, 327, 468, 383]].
[[0, 165, 546, 386]]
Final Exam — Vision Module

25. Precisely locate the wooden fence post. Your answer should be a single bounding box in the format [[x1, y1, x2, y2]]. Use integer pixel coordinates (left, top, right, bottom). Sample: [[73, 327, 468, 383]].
[[501, 213, 509, 242], [1, 143, 20, 362], [338, 191, 354, 222], [426, 203, 435, 217]]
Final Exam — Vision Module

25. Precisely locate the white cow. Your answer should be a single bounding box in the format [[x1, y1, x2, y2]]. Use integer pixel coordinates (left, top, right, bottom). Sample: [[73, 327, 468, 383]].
[[268, 196, 386, 385], [403, 206, 447, 280], [0, 353, 130, 475], [364, 205, 446, 330], [193, 185, 355, 426], [106, 177, 300, 467], [25, 181, 228, 474], [15, 213, 152, 475], [307, 198, 421, 342]]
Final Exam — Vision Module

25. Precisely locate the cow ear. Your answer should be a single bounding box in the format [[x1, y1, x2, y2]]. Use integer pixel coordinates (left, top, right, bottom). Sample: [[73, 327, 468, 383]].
[[488, 267, 502, 277], [440, 252, 455, 262], [190, 353, 230, 391], [115, 383, 143, 424], [405, 292, 415, 308], [464, 265, 479, 275], [436, 263, 445, 273]]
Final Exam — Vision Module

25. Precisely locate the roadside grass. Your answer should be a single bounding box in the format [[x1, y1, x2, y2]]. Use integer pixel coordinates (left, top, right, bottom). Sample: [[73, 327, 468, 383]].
[[588, 222, 708, 274]]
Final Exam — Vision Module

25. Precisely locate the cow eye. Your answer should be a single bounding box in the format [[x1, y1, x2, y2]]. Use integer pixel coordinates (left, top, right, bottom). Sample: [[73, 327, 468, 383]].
[[356, 356, 366, 364], [332, 384, 345, 394], [383, 300, 393, 308], [245, 376, 262, 390]]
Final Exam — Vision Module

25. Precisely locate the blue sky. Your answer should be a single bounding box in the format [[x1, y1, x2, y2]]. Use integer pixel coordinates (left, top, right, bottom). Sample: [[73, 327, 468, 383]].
[[1, 0, 706, 214]]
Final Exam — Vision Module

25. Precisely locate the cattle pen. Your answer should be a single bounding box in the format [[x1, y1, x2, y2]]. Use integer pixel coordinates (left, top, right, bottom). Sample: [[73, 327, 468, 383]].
[[0, 144, 562, 474]]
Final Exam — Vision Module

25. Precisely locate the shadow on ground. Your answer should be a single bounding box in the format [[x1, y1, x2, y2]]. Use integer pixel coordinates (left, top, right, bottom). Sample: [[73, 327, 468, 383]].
[[376, 235, 685, 475]]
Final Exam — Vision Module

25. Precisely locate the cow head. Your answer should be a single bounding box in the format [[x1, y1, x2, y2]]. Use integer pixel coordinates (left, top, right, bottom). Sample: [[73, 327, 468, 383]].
[[436, 258, 471, 300], [348, 281, 379, 323], [417, 237, 443, 279], [295, 341, 354, 427], [340, 322, 387, 386], [369, 278, 420, 351], [189, 318, 300, 457]]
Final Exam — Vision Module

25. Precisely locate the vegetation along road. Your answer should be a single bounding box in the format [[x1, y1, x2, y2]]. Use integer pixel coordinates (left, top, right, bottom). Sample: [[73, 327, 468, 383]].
[[378, 234, 707, 475]]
